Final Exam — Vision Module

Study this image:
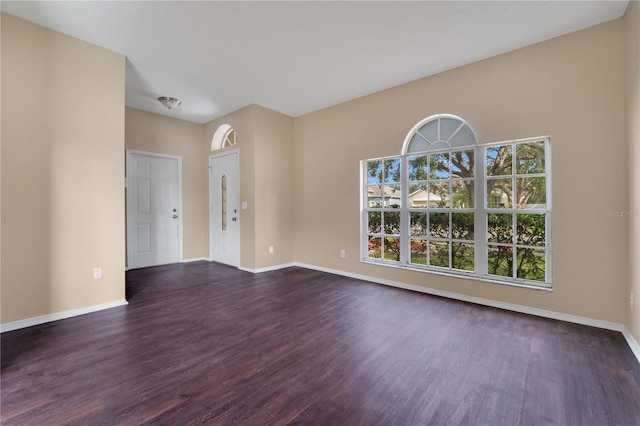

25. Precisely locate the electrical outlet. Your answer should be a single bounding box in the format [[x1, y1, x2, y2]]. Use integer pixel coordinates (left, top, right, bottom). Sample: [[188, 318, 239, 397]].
[[340, 249, 346, 258], [93, 267, 102, 279], [269, 245, 274, 254]]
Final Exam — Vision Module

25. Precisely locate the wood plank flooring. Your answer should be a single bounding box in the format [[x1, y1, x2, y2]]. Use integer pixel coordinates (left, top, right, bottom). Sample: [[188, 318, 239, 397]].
[[2, 261, 640, 425]]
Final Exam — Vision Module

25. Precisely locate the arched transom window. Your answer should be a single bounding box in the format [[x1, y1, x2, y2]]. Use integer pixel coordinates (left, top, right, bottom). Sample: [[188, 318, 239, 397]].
[[211, 124, 237, 151], [362, 114, 551, 288], [402, 114, 477, 154]]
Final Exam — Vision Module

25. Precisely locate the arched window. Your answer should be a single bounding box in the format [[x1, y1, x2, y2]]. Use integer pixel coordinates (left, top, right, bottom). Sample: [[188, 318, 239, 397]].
[[402, 114, 477, 154], [211, 124, 237, 151], [362, 114, 551, 288]]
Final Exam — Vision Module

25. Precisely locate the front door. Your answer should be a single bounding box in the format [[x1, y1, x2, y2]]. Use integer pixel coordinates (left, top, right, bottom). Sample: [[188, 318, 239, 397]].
[[127, 151, 182, 269], [210, 151, 239, 266]]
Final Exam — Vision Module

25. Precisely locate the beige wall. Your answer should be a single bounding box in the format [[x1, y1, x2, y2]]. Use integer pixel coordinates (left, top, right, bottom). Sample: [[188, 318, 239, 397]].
[[253, 106, 295, 269], [125, 108, 207, 260], [203, 105, 294, 270], [294, 19, 628, 323], [1, 14, 125, 323], [625, 1, 640, 341]]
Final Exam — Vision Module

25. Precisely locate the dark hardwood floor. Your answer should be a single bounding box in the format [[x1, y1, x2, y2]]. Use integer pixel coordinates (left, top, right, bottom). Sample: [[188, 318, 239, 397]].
[[2, 262, 640, 425]]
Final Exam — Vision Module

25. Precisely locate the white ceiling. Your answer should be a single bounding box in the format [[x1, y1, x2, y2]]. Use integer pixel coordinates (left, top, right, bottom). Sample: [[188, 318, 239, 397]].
[[1, 1, 629, 124]]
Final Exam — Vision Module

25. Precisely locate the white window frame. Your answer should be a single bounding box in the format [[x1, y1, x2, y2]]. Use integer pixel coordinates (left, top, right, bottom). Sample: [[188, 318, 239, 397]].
[[363, 155, 403, 264], [361, 115, 552, 290], [481, 137, 552, 287], [404, 148, 477, 272]]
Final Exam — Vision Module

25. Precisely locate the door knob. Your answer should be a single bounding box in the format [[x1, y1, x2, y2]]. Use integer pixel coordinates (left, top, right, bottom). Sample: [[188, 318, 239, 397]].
[[172, 215, 178, 219]]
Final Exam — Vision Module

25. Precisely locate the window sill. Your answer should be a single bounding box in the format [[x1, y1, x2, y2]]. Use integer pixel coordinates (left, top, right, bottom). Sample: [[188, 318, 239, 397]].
[[361, 258, 552, 292]]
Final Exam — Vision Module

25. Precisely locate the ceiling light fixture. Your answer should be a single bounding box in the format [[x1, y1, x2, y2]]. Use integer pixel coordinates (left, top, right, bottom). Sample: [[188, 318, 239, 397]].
[[158, 96, 182, 110]]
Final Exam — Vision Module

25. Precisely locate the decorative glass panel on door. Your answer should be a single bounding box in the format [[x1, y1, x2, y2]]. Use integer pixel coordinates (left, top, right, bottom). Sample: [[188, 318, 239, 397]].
[[221, 175, 227, 231]]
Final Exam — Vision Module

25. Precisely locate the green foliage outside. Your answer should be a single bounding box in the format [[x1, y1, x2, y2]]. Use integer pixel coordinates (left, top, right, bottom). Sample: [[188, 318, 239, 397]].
[[487, 213, 545, 281]]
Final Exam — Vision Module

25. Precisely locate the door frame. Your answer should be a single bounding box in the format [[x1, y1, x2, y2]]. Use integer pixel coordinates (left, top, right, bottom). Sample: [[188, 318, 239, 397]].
[[209, 149, 240, 266], [126, 149, 184, 269]]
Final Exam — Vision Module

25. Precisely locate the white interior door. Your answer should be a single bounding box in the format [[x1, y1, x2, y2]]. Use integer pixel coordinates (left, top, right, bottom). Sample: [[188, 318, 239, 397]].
[[210, 151, 239, 266], [127, 151, 182, 269]]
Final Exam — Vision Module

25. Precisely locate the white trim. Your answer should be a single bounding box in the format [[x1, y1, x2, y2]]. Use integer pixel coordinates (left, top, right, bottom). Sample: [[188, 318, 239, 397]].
[[239, 263, 297, 274], [0, 300, 129, 333], [293, 262, 640, 365], [126, 149, 182, 160], [622, 327, 640, 362], [182, 257, 209, 263]]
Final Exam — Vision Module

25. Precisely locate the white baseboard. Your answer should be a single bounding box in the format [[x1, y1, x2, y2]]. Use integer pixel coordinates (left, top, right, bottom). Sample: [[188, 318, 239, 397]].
[[0, 299, 129, 333], [239, 262, 297, 274], [622, 327, 640, 361], [182, 257, 209, 263], [294, 262, 640, 364]]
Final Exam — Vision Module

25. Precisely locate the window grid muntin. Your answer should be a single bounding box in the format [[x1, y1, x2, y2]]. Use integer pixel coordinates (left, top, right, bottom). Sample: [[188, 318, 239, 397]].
[[408, 208, 475, 270], [222, 129, 237, 148]]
